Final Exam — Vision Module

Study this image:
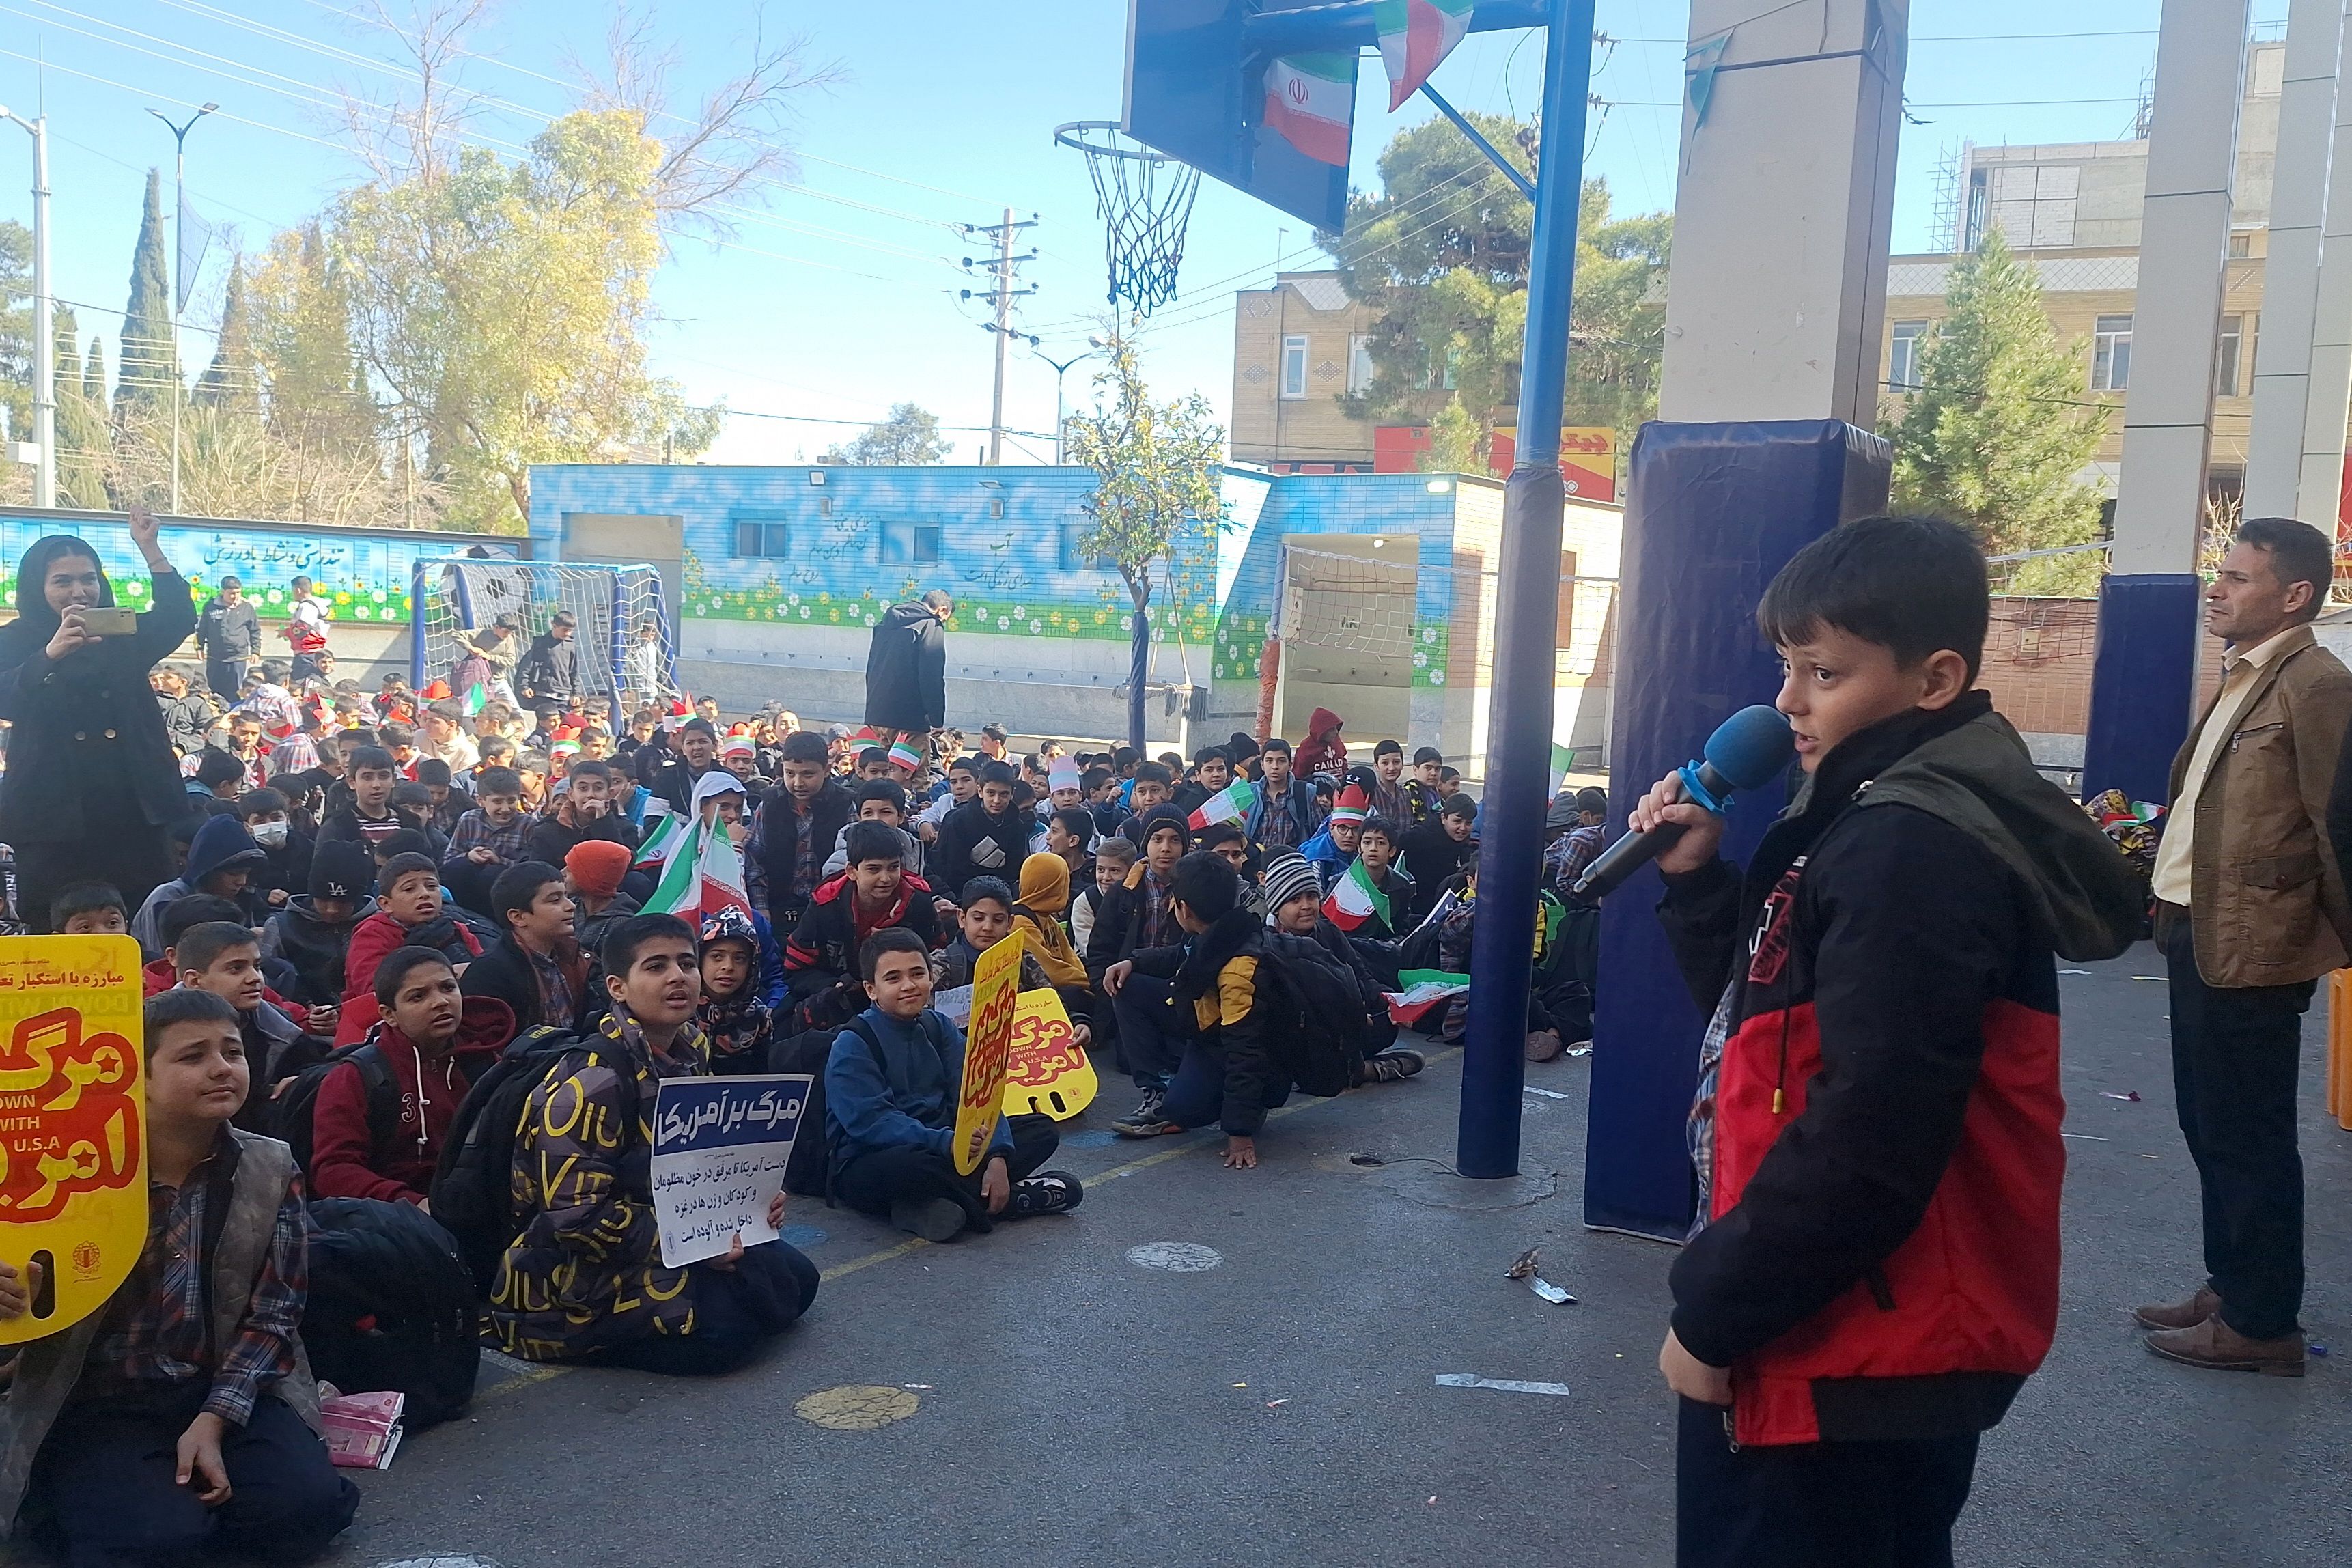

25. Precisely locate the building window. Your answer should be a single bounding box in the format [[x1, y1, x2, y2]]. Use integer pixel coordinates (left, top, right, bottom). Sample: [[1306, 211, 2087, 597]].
[[1059, 520, 1108, 572], [2217, 314, 2245, 397], [880, 520, 941, 564], [1280, 335, 1308, 400], [2229, 232, 2254, 260], [990, 497, 1005, 519], [1888, 320, 1928, 391], [732, 518, 791, 558], [1348, 333, 1375, 394], [2092, 314, 2133, 392]]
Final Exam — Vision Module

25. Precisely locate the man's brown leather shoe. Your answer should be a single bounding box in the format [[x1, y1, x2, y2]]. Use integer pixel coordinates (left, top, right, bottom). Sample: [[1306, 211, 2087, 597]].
[[2133, 1285, 2222, 1332], [2144, 1317, 2306, 1377]]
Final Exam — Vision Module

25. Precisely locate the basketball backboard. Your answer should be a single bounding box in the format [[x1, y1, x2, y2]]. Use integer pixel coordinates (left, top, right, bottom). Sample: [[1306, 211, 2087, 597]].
[[1123, 0, 1357, 232]]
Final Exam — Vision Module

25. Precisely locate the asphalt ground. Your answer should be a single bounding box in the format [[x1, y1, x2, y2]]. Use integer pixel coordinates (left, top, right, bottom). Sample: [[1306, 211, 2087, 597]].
[[295, 943, 2352, 1567]]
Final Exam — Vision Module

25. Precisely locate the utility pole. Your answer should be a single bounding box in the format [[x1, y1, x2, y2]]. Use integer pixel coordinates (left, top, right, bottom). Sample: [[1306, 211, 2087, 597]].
[[960, 209, 1037, 464], [0, 101, 52, 508], [149, 102, 217, 515]]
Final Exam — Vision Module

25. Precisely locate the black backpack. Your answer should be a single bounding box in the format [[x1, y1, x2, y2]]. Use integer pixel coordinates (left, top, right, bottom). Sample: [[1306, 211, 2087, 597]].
[[1255, 932, 1369, 1098], [270, 1042, 397, 1181], [428, 1026, 632, 1293], [303, 1196, 481, 1429], [768, 1013, 901, 1199]]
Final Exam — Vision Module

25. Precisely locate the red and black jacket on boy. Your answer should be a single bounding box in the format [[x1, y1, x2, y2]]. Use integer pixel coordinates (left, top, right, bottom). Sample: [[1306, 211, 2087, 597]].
[[782, 869, 942, 1003], [1657, 694, 2140, 1449]]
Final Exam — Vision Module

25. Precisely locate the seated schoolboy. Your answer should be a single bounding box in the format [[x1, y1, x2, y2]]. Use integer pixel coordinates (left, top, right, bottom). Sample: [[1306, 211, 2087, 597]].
[[1087, 809, 1192, 1124], [1400, 794, 1478, 923], [261, 840, 376, 1009], [1112, 760, 1175, 845], [822, 779, 925, 878], [442, 765, 538, 916], [459, 860, 587, 1034], [1261, 852, 1422, 1082], [523, 757, 636, 866], [933, 877, 1054, 993], [236, 787, 313, 912], [1636, 515, 2140, 1560], [492, 914, 820, 1373], [1068, 835, 1133, 958], [50, 879, 128, 936], [173, 919, 330, 1128], [0, 990, 358, 1566], [309, 947, 514, 1206], [699, 905, 776, 1076], [1044, 804, 1095, 888], [1303, 783, 1368, 891], [827, 927, 1082, 1241], [1349, 817, 1418, 942], [316, 744, 406, 854], [783, 820, 942, 1034], [1404, 746, 1446, 823], [1013, 852, 1093, 1037], [1196, 823, 1265, 920], [929, 761, 1033, 898], [1103, 852, 1285, 1166], [131, 814, 269, 957], [337, 852, 486, 1046]]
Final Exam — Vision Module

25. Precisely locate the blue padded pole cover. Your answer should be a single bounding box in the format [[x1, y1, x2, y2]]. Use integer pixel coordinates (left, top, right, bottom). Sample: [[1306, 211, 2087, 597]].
[[1583, 419, 1890, 1240]]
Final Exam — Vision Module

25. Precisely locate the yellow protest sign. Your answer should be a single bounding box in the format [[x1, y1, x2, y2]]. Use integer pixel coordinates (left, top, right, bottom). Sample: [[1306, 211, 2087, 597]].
[[1001, 989, 1098, 1121], [0, 936, 147, 1343], [952, 931, 1024, 1175]]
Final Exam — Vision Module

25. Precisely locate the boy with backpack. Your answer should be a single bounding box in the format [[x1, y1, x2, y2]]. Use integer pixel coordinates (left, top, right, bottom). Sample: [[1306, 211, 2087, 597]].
[[1102, 852, 1283, 1165], [484, 914, 820, 1372], [261, 840, 376, 1009], [1260, 852, 1422, 1084], [0, 989, 359, 1565], [828, 927, 1082, 1241], [1631, 516, 2140, 1564], [303, 947, 514, 1205]]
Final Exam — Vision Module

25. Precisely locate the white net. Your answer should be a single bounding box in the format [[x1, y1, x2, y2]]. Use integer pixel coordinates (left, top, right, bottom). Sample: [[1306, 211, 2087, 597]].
[[412, 559, 672, 723]]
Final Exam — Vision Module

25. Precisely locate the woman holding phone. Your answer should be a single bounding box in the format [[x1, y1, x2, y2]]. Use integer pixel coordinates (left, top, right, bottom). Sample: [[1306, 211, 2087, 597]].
[[0, 507, 199, 929]]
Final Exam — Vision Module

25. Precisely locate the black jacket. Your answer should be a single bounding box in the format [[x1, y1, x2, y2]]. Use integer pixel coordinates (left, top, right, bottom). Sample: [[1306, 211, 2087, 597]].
[[864, 600, 948, 733], [260, 894, 376, 1007], [156, 689, 214, 755], [0, 545, 199, 841], [750, 779, 856, 929], [459, 932, 587, 1035], [648, 757, 725, 819], [524, 809, 636, 867], [929, 798, 1032, 902], [514, 632, 582, 703], [196, 594, 260, 658], [1399, 822, 1470, 922], [1127, 910, 1275, 1135]]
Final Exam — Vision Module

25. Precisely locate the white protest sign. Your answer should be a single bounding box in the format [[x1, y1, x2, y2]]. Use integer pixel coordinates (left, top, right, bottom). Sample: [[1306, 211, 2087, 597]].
[[649, 1073, 811, 1270]]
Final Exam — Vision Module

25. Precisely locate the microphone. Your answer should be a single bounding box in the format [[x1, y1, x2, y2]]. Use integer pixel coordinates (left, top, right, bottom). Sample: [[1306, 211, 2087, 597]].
[[1570, 704, 1795, 899]]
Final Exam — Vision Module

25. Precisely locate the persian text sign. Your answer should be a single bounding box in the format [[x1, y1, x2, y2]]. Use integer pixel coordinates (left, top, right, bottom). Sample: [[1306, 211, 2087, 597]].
[[0, 936, 146, 1343], [953, 933, 1024, 1175], [649, 1074, 810, 1269], [1001, 989, 1098, 1121]]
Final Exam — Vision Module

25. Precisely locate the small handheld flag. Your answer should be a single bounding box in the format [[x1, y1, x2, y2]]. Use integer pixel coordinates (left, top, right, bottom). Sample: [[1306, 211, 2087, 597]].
[[1186, 778, 1259, 830], [633, 806, 684, 871], [1323, 856, 1391, 932]]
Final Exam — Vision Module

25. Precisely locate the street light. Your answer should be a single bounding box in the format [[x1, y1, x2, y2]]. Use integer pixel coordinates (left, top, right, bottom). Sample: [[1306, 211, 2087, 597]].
[[0, 103, 53, 508], [1029, 338, 1105, 465], [147, 102, 218, 516]]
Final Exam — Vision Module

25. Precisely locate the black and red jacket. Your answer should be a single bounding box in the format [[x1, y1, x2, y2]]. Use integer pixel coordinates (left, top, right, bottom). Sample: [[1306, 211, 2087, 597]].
[[1659, 695, 2139, 1448]]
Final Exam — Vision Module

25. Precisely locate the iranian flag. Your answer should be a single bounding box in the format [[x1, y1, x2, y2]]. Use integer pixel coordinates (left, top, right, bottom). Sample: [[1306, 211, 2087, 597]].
[[640, 820, 707, 916], [1263, 53, 1354, 167], [1187, 778, 1258, 830], [1323, 856, 1391, 933], [633, 806, 686, 872], [1375, 0, 1475, 109], [1385, 968, 1470, 1028], [462, 682, 489, 718]]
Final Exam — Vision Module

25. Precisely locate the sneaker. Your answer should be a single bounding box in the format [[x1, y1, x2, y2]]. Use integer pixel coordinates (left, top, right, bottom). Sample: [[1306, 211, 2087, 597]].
[[889, 1196, 968, 1242], [1362, 1049, 1427, 1083], [1128, 1086, 1167, 1123], [1110, 1110, 1184, 1139], [1009, 1169, 1085, 1216]]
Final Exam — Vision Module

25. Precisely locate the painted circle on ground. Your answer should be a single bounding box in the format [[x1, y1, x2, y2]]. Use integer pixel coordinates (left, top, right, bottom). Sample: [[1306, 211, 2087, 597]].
[[1125, 1241, 1224, 1272], [374, 1558, 505, 1568], [794, 1384, 921, 1431]]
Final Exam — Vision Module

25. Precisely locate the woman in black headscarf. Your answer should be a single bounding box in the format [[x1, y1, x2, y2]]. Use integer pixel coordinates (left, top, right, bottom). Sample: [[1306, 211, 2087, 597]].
[[0, 508, 197, 929]]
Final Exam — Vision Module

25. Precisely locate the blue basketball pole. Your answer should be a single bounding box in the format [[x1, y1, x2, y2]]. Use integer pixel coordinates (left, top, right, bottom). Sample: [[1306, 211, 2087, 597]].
[[1455, 0, 1597, 1179]]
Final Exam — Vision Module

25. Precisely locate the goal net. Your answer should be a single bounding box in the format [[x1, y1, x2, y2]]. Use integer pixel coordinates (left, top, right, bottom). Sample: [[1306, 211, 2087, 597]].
[[410, 558, 672, 723]]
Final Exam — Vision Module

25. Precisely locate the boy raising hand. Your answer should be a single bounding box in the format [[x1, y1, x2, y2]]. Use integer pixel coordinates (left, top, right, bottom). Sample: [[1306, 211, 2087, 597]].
[[1635, 517, 2140, 1565]]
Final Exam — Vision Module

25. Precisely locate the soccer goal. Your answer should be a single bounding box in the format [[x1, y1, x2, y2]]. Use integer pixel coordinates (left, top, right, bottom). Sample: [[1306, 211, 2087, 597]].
[[409, 557, 673, 725]]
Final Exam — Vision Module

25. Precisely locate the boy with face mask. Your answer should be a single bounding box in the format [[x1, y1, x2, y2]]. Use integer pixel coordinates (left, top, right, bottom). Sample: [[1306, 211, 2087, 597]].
[[238, 787, 313, 915]]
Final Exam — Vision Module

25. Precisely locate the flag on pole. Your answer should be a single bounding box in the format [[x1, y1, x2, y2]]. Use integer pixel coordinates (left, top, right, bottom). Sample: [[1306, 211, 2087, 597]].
[[1263, 53, 1356, 166], [633, 805, 685, 871], [462, 682, 490, 718], [176, 196, 216, 313], [1374, 0, 1476, 109], [1323, 856, 1391, 932], [640, 820, 708, 916], [1187, 778, 1259, 830], [692, 815, 753, 921]]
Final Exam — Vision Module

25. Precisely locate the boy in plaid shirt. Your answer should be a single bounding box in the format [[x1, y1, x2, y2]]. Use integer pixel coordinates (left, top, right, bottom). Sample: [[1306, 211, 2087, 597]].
[[443, 764, 538, 916]]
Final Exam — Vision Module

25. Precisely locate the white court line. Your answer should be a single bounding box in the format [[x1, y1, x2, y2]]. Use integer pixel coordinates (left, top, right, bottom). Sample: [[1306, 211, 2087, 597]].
[[1435, 1373, 1572, 1396]]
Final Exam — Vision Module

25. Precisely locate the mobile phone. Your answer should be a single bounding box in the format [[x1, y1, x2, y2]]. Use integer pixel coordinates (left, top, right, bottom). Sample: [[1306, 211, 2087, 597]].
[[78, 608, 138, 636]]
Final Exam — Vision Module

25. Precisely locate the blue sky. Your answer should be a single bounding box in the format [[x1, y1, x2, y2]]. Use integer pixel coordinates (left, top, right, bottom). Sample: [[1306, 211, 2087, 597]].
[[0, 0, 2294, 466]]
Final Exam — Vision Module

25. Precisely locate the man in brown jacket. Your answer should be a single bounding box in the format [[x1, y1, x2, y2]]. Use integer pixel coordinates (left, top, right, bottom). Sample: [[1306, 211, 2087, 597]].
[[2140, 517, 2352, 1376]]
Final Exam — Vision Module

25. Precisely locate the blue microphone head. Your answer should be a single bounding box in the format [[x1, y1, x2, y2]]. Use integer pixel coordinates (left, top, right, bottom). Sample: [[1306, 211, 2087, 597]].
[[1702, 704, 1796, 792]]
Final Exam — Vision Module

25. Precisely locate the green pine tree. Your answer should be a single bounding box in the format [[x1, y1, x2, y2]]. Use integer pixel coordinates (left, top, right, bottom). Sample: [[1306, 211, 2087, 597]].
[[1420, 394, 1485, 474], [196, 255, 260, 417], [1886, 230, 2108, 592], [116, 168, 178, 422]]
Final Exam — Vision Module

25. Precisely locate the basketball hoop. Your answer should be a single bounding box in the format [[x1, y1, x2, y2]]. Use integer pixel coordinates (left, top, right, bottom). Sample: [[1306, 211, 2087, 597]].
[[1054, 121, 1202, 316]]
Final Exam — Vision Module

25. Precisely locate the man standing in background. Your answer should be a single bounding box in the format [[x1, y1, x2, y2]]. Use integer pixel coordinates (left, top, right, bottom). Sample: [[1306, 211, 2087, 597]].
[[197, 574, 262, 701], [865, 590, 953, 748]]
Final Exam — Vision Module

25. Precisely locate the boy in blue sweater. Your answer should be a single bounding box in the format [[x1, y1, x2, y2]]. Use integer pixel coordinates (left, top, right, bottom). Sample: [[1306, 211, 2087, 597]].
[[826, 927, 1083, 1241]]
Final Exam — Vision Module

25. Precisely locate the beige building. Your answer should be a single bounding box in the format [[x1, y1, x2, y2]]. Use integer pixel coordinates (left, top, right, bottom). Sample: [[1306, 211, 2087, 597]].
[[1229, 272, 1382, 471], [1881, 38, 2299, 505]]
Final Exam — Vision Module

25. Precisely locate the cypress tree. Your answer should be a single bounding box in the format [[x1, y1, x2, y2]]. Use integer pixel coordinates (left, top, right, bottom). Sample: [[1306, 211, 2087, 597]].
[[196, 255, 257, 416], [116, 168, 177, 420]]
